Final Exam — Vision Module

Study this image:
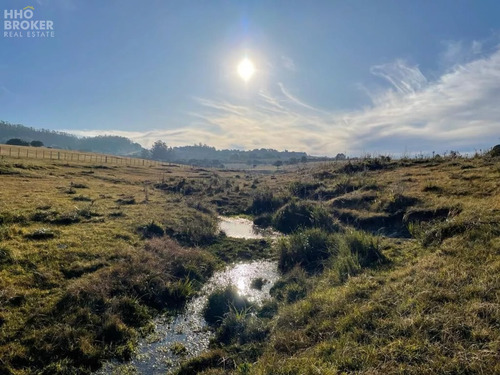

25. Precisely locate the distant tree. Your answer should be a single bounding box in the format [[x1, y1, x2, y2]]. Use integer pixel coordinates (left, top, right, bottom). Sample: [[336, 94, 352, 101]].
[[274, 160, 283, 169], [150, 140, 172, 161], [140, 148, 151, 159], [6, 138, 29, 146], [335, 153, 346, 160], [30, 140, 44, 147], [300, 156, 308, 163]]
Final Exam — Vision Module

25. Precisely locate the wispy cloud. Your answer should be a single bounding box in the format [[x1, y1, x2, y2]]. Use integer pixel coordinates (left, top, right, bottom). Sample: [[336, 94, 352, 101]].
[[281, 55, 297, 72], [72, 46, 500, 156]]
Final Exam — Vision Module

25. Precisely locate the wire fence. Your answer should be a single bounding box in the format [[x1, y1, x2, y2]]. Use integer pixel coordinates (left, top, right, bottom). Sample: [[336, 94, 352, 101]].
[[0, 145, 162, 167]]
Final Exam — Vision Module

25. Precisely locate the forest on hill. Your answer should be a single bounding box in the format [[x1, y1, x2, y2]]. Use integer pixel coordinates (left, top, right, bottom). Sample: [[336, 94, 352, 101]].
[[0, 121, 331, 166]]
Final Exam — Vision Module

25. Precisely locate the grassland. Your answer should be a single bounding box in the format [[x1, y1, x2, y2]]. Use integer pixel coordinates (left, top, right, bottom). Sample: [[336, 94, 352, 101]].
[[0, 156, 270, 374], [1, 151, 499, 374], [176, 153, 500, 375]]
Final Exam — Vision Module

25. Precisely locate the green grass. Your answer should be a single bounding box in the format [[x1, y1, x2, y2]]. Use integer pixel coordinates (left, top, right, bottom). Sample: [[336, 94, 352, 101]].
[[175, 154, 500, 375], [0, 156, 252, 374], [1, 152, 499, 374]]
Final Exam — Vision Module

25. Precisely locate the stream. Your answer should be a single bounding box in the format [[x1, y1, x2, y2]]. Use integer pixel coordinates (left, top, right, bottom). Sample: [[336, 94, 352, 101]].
[[98, 217, 279, 375]]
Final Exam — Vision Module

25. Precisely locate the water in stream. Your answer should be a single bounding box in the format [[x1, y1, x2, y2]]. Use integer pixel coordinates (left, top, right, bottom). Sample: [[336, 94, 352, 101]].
[[218, 216, 279, 239], [98, 217, 279, 375]]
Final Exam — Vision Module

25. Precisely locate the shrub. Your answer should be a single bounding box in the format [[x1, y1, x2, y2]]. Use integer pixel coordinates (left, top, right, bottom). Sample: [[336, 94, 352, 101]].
[[272, 201, 336, 233]]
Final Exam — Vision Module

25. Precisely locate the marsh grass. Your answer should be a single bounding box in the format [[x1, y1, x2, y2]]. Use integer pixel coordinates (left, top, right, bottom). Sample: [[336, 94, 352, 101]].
[[272, 201, 337, 233], [177, 154, 500, 375]]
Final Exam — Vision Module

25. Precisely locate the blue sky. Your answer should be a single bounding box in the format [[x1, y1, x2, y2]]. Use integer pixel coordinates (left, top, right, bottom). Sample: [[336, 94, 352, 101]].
[[1, 0, 500, 156]]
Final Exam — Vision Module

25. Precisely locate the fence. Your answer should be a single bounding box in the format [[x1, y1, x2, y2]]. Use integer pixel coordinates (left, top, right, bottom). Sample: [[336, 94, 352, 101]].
[[0, 145, 161, 167]]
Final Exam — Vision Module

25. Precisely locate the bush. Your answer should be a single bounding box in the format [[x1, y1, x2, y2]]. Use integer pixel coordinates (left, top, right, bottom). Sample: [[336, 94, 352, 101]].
[[203, 286, 251, 326], [272, 201, 336, 234]]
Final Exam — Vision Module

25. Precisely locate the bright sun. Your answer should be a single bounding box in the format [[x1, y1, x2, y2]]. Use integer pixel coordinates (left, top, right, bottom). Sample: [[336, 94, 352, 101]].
[[237, 58, 255, 82]]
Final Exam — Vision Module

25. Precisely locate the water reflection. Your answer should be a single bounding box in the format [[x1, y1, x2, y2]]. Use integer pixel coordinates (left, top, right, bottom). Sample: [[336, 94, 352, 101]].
[[97, 215, 280, 375], [218, 216, 279, 239]]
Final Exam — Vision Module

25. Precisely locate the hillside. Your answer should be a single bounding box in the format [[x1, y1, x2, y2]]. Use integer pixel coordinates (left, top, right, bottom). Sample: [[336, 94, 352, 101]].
[[0, 121, 144, 156], [0, 121, 314, 167], [0, 151, 498, 374]]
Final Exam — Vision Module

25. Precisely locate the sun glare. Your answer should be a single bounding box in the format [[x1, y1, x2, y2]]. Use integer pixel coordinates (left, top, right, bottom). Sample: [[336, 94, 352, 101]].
[[237, 58, 255, 82]]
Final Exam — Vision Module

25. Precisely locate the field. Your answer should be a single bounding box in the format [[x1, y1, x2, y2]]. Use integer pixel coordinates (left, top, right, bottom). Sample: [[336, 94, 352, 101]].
[[0, 151, 499, 374]]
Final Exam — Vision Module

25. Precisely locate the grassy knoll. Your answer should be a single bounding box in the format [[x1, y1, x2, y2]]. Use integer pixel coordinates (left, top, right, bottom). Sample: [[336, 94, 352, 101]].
[[0, 157, 272, 374], [176, 153, 500, 375]]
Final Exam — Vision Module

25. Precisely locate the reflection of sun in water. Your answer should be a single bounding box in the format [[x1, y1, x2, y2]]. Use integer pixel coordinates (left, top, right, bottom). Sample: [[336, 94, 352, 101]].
[[237, 58, 255, 82], [237, 277, 246, 294]]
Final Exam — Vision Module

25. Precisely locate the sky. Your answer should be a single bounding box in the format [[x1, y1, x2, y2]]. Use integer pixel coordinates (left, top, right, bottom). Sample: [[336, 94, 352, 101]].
[[1, 0, 500, 156]]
